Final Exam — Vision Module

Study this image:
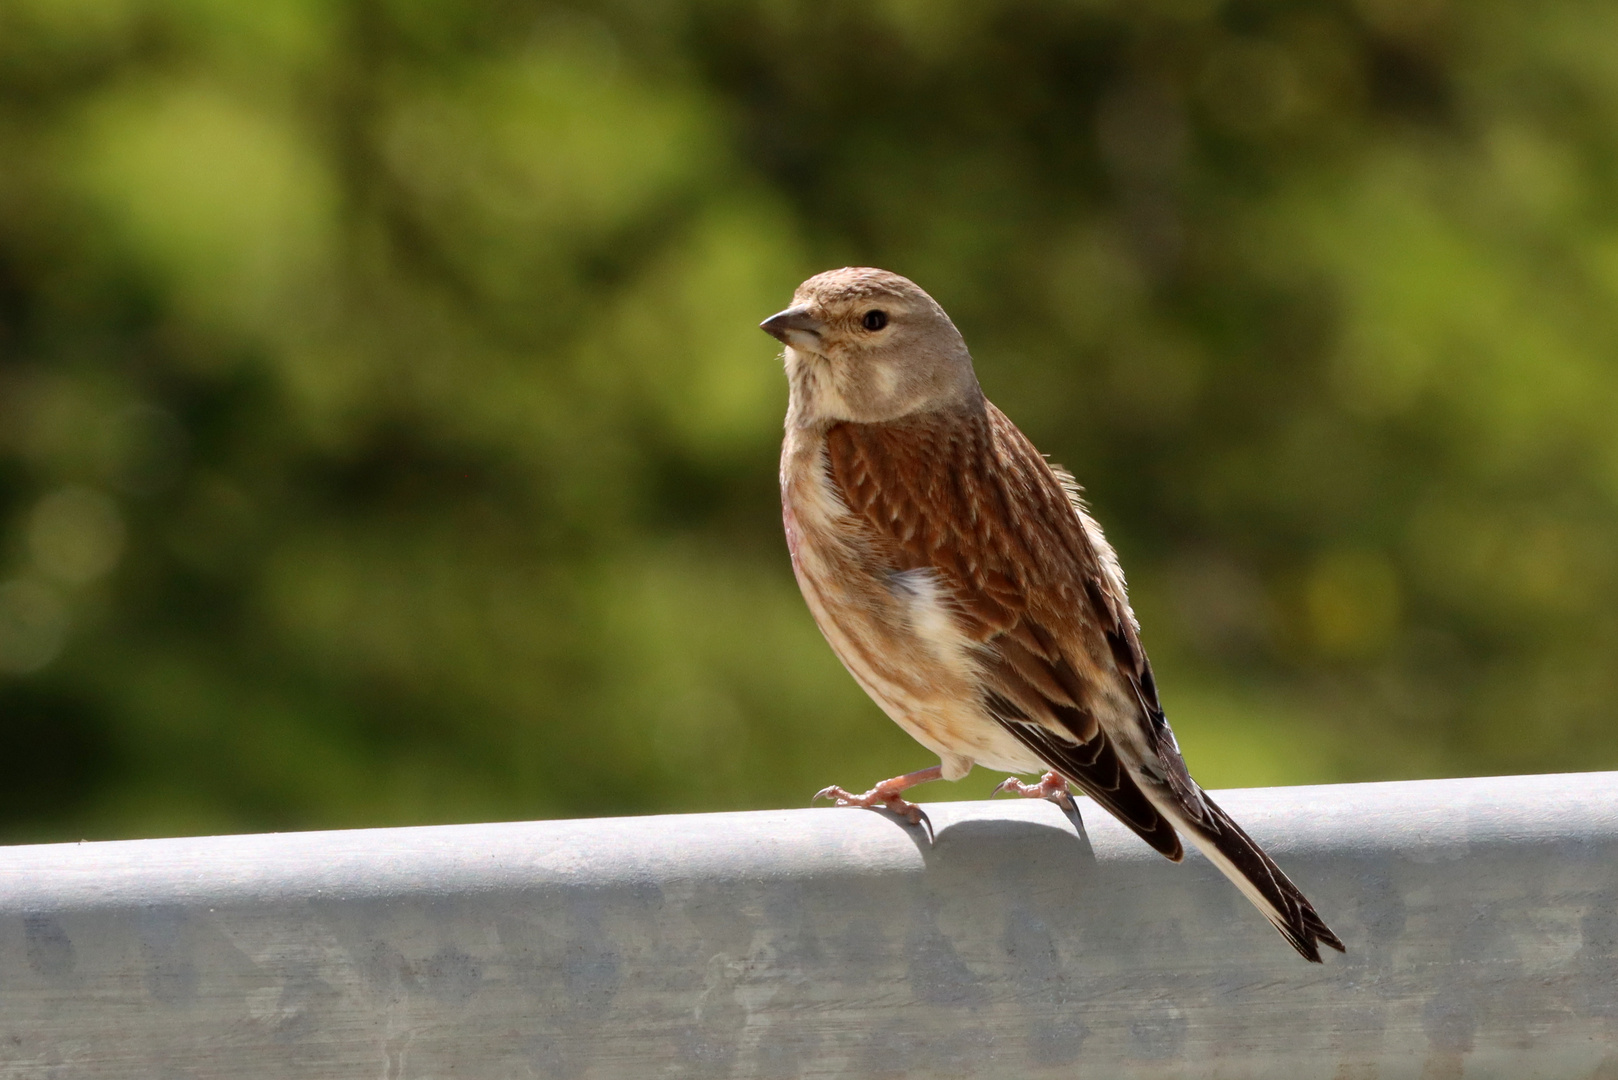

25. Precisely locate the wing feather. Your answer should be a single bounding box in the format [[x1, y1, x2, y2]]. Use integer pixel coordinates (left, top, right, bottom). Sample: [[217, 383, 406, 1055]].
[[824, 405, 1186, 858], [822, 402, 1345, 962]]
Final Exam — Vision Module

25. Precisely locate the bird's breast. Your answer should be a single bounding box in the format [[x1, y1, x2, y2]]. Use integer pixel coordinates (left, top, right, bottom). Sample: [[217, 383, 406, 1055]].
[[778, 429, 1035, 774]]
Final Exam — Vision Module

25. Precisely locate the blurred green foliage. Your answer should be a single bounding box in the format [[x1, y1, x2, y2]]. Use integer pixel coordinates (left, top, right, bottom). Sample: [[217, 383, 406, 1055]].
[[2, 0, 1617, 842]]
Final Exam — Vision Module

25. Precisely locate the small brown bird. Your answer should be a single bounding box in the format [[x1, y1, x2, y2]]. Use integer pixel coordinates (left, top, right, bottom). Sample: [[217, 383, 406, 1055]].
[[762, 267, 1344, 962]]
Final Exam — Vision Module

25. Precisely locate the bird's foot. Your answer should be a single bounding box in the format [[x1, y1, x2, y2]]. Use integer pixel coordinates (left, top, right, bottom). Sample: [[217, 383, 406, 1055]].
[[814, 765, 942, 831], [814, 783, 929, 826], [993, 770, 1074, 810]]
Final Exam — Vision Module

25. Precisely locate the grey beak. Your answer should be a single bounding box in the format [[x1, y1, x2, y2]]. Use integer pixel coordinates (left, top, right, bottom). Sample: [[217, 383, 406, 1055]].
[[760, 304, 823, 344]]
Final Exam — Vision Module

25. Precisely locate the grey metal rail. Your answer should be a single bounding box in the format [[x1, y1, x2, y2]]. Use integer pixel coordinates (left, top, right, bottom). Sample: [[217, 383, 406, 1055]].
[[0, 771, 1614, 1078]]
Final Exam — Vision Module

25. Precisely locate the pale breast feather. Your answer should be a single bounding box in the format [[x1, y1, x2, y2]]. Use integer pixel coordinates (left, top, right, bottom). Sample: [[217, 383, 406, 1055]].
[[781, 428, 1032, 776]]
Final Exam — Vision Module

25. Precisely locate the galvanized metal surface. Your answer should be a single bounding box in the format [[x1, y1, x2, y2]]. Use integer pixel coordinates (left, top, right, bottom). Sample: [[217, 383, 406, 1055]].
[[1, 771, 1615, 1079]]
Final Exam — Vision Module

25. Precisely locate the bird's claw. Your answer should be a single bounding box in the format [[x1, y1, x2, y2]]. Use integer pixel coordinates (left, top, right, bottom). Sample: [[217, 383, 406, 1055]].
[[993, 771, 1074, 810], [814, 783, 933, 833]]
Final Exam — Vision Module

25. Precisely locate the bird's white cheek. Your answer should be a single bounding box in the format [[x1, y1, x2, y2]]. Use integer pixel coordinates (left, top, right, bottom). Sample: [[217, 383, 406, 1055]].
[[873, 360, 901, 401]]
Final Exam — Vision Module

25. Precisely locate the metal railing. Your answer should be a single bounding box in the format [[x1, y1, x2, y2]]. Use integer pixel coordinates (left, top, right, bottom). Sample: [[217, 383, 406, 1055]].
[[2, 770, 1614, 1078]]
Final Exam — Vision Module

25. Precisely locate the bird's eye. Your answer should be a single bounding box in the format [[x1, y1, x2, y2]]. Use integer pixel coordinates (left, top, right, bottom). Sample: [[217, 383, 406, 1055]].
[[861, 310, 888, 332]]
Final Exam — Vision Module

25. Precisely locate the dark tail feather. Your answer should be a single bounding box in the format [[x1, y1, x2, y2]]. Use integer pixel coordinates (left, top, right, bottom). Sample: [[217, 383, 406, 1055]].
[[1170, 790, 1346, 963], [992, 712, 1187, 861]]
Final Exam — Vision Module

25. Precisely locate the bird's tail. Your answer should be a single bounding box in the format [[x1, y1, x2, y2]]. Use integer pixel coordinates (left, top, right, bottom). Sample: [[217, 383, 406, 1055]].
[[1164, 789, 1346, 963]]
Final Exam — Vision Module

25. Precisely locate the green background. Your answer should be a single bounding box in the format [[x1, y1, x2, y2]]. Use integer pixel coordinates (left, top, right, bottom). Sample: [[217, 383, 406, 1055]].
[[2, 0, 1615, 843]]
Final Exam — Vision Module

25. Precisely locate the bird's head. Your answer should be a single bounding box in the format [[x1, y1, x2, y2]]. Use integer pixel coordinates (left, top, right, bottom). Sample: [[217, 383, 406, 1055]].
[[761, 267, 979, 425]]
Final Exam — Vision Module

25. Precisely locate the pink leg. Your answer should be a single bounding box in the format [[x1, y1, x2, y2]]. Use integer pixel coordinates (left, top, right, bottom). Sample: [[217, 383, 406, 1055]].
[[814, 765, 944, 827], [993, 770, 1074, 810]]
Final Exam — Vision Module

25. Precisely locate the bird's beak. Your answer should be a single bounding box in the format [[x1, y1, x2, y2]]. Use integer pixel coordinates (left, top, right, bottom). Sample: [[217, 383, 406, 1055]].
[[760, 304, 824, 349]]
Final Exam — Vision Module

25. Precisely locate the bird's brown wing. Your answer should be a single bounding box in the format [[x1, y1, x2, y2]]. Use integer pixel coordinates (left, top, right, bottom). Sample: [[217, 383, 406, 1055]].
[[1038, 452, 1342, 957], [825, 404, 1347, 962], [823, 404, 1186, 859]]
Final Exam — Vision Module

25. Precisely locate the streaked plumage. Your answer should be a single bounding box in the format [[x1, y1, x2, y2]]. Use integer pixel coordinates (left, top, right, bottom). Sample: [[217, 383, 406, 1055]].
[[763, 267, 1344, 963]]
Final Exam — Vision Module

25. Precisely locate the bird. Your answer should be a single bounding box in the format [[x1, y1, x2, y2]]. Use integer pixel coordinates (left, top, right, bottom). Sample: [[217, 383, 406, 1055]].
[[760, 267, 1345, 963]]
